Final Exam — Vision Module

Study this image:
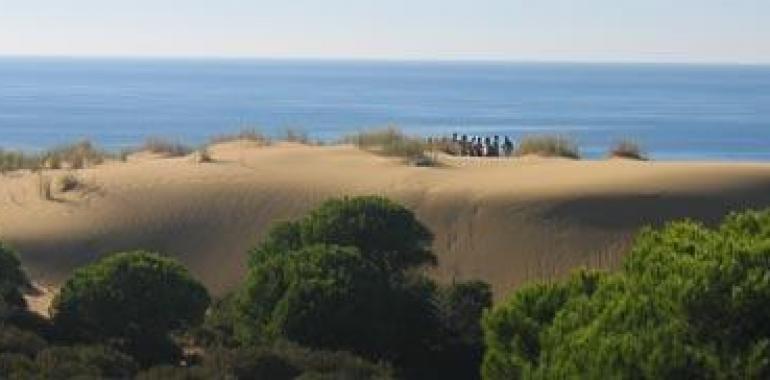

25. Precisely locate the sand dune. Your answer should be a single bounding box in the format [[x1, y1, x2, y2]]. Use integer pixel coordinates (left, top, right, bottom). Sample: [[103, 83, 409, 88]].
[[3, 142, 770, 307]]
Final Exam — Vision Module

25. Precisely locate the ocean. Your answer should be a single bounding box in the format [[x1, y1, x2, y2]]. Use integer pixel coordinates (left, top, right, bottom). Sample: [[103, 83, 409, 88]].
[[1, 57, 769, 160]]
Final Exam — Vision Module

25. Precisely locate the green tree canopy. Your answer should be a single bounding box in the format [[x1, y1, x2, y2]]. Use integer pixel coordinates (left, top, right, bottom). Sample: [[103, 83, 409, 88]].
[[50, 251, 210, 365], [252, 196, 436, 272], [237, 244, 438, 364], [483, 209, 770, 379]]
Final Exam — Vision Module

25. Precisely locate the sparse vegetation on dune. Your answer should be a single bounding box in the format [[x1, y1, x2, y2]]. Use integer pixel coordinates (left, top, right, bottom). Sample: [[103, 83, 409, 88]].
[[609, 139, 648, 160], [515, 135, 581, 159], [0, 140, 112, 173], [344, 127, 436, 166], [209, 128, 271, 145], [140, 137, 193, 157], [282, 128, 312, 144]]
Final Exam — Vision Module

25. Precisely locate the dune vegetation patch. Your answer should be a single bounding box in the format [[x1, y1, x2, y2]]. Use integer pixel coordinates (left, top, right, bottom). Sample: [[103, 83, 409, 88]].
[[140, 137, 193, 157], [344, 127, 436, 166], [0, 140, 113, 173], [609, 139, 648, 160], [209, 128, 271, 146], [514, 135, 581, 159]]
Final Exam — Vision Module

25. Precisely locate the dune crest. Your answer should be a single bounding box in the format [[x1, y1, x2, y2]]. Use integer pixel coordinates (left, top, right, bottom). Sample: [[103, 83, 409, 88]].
[[2, 142, 770, 303]]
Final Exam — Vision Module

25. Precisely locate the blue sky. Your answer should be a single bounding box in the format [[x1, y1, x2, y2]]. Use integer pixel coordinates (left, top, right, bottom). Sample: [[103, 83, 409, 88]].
[[1, 0, 768, 63]]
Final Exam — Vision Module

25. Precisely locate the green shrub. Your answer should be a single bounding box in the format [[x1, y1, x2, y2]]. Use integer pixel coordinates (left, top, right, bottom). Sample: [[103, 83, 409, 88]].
[[515, 135, 580, 159], [51, 251, 210, 365], [483, 209, 770, 379], [609, 139, 647, 160]]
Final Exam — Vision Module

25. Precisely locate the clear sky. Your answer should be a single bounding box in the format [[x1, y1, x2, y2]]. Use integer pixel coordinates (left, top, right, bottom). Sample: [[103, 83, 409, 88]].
[[1, 0, 768, 63]]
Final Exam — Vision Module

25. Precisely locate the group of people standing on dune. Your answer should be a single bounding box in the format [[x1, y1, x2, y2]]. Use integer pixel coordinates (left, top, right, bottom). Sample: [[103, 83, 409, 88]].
[[428, 133, 516, 157]]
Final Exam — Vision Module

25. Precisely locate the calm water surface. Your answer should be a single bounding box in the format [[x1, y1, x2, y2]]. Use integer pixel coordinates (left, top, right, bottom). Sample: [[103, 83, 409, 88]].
[[1, 58, 769, 160]]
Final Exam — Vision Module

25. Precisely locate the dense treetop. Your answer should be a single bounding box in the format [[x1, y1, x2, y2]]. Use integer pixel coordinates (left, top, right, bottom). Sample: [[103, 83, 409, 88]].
[[483, 209, 770, 379]]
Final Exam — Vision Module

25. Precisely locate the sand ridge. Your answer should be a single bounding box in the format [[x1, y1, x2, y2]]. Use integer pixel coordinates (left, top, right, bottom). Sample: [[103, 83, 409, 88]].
[[3, 142, 770, 307]]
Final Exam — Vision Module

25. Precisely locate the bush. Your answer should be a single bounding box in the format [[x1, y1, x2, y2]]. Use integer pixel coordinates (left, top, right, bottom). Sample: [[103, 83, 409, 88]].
[[51, 251, 210, 365], [483, 209, 770, 379], [515, 135, 580, 159], [609, 139, 647, 160]]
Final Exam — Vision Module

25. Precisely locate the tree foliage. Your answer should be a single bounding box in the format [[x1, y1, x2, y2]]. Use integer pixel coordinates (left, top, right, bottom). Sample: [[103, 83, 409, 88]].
[[237, 244, 438, 365], [483, 209, 770, 379], [251, 196, 436, 272], [50, 251, 210, 365], [236, 196, 491, 378], [0, 243, 29, 309]]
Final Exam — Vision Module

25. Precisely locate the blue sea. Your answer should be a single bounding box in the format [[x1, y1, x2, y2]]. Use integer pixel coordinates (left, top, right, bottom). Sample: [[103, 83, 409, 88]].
[[1, 57, 769, 160]]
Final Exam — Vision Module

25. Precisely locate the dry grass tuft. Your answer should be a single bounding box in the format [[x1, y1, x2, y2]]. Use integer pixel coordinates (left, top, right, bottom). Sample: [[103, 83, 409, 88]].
[[37, 174, 53, 200], [141, 137, 192, 157], [344, 127, 435, 166], [515, 135, 581, 159], [192, 148, 214, 163], [609, 140, 648, 161], [1, 140, 112, 173], [44, 140, 109, 169], [283, 128, 311, 144], [0, 150, 40, 173], [210, 128, 271, 145]]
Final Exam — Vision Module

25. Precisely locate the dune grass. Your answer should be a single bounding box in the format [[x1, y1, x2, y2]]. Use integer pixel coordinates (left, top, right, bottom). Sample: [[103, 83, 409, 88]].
[[609, 140, 647, 160], [0, 140, 113, 173], [282, 128, 312, 144], [515, 135, 581, 159], [209, 128, 271, 145], [141, 137, 193, 157], [344, 127, 435, 166]]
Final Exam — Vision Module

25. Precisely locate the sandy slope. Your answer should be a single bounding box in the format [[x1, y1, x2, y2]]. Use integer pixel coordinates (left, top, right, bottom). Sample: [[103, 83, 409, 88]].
[[3, 142, 770, 309]]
